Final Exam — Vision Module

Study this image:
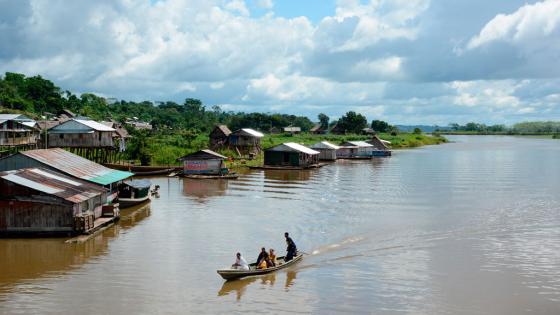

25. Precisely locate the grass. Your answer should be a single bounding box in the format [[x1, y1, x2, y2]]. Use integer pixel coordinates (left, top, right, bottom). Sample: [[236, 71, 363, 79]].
[[137, 132, 447, 167]]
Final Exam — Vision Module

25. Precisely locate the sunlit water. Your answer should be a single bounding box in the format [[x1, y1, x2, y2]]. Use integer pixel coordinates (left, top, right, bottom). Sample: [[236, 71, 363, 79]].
[[1, 136, 559, 314]]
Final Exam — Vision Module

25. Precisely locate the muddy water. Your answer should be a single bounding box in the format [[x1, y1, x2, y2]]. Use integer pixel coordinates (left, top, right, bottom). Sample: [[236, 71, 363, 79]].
[[1, 136, 559, 314]]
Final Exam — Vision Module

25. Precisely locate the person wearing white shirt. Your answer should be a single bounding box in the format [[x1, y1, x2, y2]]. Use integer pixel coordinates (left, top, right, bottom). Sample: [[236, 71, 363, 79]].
[[232, 252, 249, 270]]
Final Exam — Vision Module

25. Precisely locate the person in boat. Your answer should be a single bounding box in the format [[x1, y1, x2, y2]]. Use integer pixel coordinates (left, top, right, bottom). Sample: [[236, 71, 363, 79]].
[[256, 247, 269, 269], [232, 252, 249, 271], [268, 249, 277, 267], [285, 232, 297, 261]]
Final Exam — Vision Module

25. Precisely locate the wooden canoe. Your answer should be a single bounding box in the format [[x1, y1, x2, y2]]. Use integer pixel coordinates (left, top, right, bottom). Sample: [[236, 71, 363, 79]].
[[217, 254, 303, 281], [183, 174, 239, 180]]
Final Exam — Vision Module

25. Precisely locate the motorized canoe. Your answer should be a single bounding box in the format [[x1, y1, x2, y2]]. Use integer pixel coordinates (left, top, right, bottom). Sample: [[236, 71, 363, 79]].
[[117, 179, 154, 208], [217, 254, 303, 281]]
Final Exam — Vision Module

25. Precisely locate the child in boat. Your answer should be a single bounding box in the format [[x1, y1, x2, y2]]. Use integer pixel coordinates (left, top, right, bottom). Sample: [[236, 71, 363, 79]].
[[256, 247, 269, 269], [268, 249, 277, 267], [232, 252, 249, 271], [257, 259, 268, 269]]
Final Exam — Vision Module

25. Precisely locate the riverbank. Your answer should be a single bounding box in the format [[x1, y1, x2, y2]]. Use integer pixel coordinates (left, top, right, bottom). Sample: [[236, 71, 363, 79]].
[[142, 132, 447, 167]]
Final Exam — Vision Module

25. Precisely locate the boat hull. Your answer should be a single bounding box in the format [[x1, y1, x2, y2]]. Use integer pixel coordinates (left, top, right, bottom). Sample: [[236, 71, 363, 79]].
[[118, 195, 151, 208], [217, 254, 303, 280]]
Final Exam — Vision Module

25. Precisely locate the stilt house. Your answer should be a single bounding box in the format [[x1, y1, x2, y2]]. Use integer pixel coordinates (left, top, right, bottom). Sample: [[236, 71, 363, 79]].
[[0, 114, 40, 151], [228, 128, 264, 155], [209, 125, 232, 150]]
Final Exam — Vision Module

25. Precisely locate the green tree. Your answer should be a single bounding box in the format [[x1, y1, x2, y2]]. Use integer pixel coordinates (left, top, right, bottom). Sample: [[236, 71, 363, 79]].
[[413, 127, 422, 134], [371, 119, 390, 133], [338, 111, 368, 134], [318, 113, 329, 129]]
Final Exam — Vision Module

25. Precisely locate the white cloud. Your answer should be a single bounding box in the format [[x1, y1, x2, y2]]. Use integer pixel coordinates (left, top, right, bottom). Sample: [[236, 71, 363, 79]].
[[255, 0, 273, 10], [0, 0, 559, 124], [467, 0, 560, 49]]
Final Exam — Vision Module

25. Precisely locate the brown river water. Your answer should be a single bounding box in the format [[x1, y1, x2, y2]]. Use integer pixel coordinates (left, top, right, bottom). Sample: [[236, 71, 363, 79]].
[[1, 136, 559, 314]]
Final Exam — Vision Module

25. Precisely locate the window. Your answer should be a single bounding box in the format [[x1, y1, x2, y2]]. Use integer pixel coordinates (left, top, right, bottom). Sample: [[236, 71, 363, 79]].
[[59, 134, 64, 139]]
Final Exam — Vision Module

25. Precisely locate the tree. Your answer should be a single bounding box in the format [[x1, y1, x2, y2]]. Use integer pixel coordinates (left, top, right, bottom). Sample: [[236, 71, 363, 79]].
[[413, 127, 422, 134], [371, 119, 390, 133], [338, 111, 368, 134], [318, 113, 329, 129]]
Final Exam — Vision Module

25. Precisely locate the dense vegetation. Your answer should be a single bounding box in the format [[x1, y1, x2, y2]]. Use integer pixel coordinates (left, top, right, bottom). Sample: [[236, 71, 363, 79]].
[[1, 72, 448, 166], [444, 122, 560, 135]]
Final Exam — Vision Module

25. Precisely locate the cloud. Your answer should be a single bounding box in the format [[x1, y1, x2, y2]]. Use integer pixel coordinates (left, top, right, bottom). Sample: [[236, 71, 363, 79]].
[[467, 0, 560, 49], [0, 0, 559, 125]]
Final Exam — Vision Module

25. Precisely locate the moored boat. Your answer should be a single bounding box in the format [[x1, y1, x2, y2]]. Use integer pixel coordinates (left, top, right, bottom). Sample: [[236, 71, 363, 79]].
[[118, 179, 154, 208], [217, 253, 303, 280]]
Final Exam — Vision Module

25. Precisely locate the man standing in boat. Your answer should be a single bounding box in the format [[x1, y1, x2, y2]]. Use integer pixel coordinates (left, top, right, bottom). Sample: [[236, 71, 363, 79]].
[[285, 232, 297, 261]]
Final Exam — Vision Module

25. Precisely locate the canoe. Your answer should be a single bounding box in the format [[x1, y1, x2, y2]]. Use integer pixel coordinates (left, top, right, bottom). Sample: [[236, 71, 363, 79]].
[[217, 254, 303, 281], [183, 174, 239, 180]]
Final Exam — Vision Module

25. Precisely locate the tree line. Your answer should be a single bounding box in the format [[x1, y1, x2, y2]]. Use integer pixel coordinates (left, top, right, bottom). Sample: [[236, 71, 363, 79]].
[[0, 72, 397, 135], [446, 122, 560, 134]]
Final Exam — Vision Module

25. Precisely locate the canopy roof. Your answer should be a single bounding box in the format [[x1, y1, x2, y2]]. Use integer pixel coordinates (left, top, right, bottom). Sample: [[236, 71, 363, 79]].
[[177, 149, 228, 161]]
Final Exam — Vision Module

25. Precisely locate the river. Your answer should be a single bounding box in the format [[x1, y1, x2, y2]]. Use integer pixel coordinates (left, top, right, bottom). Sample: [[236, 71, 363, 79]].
[[1, 136, 559, 314]]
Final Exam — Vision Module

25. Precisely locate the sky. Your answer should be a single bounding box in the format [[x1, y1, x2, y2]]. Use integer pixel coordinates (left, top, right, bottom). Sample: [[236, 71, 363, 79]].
[[1, 0, 559, 125]]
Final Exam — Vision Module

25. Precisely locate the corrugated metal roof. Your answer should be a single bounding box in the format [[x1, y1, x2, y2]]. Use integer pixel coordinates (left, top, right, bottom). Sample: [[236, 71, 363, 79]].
[[268, 142, 320, 155], [50, 119, 115, 133], [344, 141, 373, 147], [310, 141, 340, 150], [20, 148, 133, 185], [0, 167, 106, 203], [238, 128, 264, 137], [178, 149, 228, 161], [215, 125, 232, 136]]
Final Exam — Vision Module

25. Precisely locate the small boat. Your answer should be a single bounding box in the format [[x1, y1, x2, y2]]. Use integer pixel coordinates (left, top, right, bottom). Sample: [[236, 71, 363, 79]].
[[183, 173, 239, 180], [117, 179, 154, 208], [217, 254, 303, 281]]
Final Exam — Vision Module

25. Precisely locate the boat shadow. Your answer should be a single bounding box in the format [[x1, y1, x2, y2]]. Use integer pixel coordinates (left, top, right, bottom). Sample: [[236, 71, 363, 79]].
[[218, 270, 297, 301]]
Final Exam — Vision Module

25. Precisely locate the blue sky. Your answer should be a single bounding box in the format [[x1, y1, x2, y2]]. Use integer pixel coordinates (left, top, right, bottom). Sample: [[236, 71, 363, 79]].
[[249, 0, 337, 22], [1, 0, 559, 125]]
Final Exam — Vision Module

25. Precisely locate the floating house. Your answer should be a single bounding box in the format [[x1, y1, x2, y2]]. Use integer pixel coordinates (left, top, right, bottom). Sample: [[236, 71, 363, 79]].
[[209, 125, 232, 150], [0, 114, 40, 151], [367, 135, 392, 156], [0, 148, 133, 202], [228, 128, 264, 155], [338, 141, 375, 158], [177, 149, 228, 175], [47, 118, 116, 148], [0, 167, 110, 235], [283, 126, 301, 134], [310, 141, 340, 161], [264, 142, 320, 168]]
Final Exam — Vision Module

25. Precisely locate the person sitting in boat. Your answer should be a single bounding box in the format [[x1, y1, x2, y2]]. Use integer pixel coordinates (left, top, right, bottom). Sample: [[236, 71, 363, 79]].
[[256, 247, 269, 269], [268, 249, 277, 267], [232, 252, 249, 271], [285, 232, 297, 261]]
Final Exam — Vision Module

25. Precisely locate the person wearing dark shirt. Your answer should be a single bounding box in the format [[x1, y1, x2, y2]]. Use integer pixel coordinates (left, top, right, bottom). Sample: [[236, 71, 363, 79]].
[[284, 232, 297, 261], [256, 247, 269, 268]]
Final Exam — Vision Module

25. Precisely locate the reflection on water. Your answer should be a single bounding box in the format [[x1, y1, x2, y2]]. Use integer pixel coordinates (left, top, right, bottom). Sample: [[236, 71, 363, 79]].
[[217, 270, 298, 301], [1, 136, 560, 314], [0, 203, 151, 300], [182, 178, 228, 202]]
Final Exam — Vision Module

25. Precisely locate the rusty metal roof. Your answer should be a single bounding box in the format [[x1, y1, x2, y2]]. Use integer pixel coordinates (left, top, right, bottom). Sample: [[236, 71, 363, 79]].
[[19, 148, 133, 185], [0, 167, 106, 203]]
